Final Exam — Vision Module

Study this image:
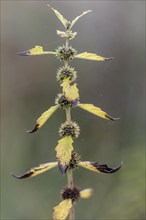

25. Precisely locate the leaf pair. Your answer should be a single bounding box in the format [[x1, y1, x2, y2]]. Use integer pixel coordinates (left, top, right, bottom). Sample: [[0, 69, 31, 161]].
[[48, 4, 91, 30], [56, 30, 77, 40], [18, 6, 113, 61], [27, 103, 117, 133], [12, 157, 122, 179], [19, 45, 112, 62]]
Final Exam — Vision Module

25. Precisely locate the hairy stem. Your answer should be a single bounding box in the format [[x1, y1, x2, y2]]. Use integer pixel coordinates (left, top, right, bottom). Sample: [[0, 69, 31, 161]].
[[64, 38, 69, 68], [66, 102, 74, 220], [67, 166, 75, 220], [69, 203, 75, 220], [66, 107, 71, 123], [67, 167, 73, 188], [65, 36, 75, 220]]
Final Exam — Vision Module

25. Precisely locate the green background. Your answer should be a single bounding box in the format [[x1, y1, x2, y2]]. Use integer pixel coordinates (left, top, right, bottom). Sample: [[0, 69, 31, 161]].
[[1, 0, 145, 219]]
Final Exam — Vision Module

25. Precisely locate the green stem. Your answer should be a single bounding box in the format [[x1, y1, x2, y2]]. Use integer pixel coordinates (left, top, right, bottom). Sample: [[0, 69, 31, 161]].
[[69, 201, 75, 220], [66, 107, 74, 220], [64, 34, 75, 220], [67, 168, 73, 188], [66, 107, 71, 124], [66, 38, 69, 49], [67, 168, 75, 220], [64, 38, 69, 68]]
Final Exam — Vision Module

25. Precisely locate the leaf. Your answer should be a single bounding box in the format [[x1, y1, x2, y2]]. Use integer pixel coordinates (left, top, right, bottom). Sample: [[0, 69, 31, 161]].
[[53, 199, 72, 220], [78, 103, 117, 120], [56, 30, 77, 40], [56, 30, 68, 38], [18, 45, 56, 56], [61, 79, 79, 101], [69, 10, 92, 30], [27, 105, 59, 133], [48, 4, 68, 29], [12, 162, 57, 179], [75, 52, 113, 61], [48, 5, 91, 30], [55, 136, 74, 174], [79, 161, 123, 174], [80, 188, 93, 199]]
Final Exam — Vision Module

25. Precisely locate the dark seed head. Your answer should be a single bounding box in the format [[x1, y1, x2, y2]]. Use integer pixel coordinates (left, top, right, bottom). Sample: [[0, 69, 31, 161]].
[[59, 121, 80, 138], [61, 186, 80, 202], [56, 45, 77, 61], [56, 66, 77, 83], [55, 94, 79, 109], [68, 152, 81, 170]]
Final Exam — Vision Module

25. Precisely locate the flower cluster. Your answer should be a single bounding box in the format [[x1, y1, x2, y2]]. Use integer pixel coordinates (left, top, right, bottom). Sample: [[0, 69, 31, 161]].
[[14, 5, 122, 220]]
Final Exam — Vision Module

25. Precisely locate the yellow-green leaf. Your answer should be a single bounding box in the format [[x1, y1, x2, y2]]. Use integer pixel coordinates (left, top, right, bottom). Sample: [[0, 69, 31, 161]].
[[75, 52, 113, 61], [78, 103, 116, 120], [48, 4, 68, 29], [56, 30, 68, 38], [55, 136, 73, 174], [79, 161, 123, 174], [48, 5, 91, 30], [27, 105, 59, 133], [69, 10, 92, 30], [12, 162, 57, 179], [56, 30, 77, 40], [61, 79, 79, 101], [18, 45, 56, 56], [53, 199, 72, 220], [80, 188, 93, 199], [79, 161, 99, 172]]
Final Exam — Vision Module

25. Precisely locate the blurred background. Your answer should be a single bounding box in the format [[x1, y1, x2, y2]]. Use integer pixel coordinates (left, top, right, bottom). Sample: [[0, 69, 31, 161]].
[[1, 1, 145, 219]]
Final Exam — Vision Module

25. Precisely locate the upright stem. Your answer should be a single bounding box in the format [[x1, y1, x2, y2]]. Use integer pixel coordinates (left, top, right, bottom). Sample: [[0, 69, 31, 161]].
[[69, 200, 75, 220], [65, 107, 75, 220], [67, 167, 73, 188], [64, 37, 75, 220], [64, 38, 69, 68], [66, 38, 69, 49], [66, 107, 71, 123]]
